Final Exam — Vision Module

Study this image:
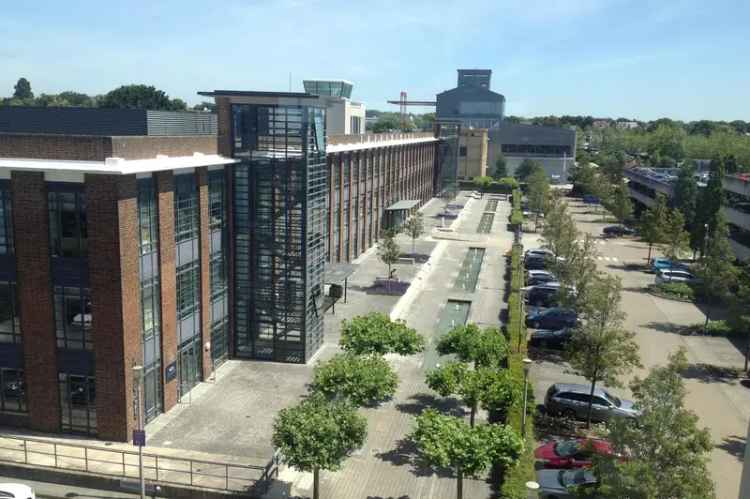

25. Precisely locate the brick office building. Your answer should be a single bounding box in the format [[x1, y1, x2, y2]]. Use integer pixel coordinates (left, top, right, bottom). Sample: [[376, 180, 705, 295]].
[[0, 99, 445, 442]]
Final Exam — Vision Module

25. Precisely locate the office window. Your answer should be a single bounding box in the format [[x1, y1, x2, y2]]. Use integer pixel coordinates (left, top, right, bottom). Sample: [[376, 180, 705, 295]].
[[58, 373, 96, 435], [49, 191, 87, 257], [54, 286, 92, 350], [174, 175, 198, 243], [137, 178, 159, 255], [176, 263, 200, 320], [0, 368, 25, 413], [0, 188, 13, 255], [142, 280, 160, 337], [0, 282, 20, 344], [459, 146, 467, 157], [209, 172, 225, 230]]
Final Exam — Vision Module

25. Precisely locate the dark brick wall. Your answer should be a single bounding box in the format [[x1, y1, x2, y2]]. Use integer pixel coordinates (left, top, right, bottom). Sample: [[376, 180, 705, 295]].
[[110, 136, 217, 160], [155, 172, 178, 412], [87, 174, 141, 442], [197, 168, 212, 378], [11, 171, 59, 432], [1, 134, 112, 161]]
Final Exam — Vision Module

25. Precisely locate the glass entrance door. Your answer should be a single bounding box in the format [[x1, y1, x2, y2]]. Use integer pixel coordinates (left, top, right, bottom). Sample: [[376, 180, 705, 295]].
[[178, 337, 202, 400]]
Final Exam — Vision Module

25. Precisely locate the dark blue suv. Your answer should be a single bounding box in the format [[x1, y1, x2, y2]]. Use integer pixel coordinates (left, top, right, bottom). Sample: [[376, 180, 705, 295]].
[[526, 307, 578, 330]]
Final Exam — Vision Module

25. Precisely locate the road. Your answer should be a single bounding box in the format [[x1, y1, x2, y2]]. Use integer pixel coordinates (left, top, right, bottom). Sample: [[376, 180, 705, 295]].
[[524, 199, 749, 499], [0, 475, 142, 498]]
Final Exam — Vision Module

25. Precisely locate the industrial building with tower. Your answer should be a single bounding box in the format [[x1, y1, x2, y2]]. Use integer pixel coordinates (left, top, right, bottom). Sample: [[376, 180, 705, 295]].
[[0, 80, 451, 442]]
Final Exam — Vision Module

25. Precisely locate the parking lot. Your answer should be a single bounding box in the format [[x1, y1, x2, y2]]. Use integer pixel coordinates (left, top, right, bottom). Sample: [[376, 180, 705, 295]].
[[523, 198, 749, 499]]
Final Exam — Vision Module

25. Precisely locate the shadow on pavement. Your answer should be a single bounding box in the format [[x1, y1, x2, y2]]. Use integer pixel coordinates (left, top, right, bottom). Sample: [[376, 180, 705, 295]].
[[681, 363, 742, 384], [395, 393, 466, 418], [643, 321, 684, 334], [527, 347, 566, 363], [375, 438, 453, 478], [716, 434, 746, 461]]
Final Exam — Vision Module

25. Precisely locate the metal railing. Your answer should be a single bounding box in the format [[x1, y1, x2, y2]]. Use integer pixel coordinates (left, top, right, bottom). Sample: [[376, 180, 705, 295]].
[[0, 434, 277, 493]]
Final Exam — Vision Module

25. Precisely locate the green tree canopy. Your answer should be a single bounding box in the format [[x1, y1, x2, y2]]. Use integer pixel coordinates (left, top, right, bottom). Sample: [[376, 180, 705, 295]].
[[693, 158, 726, 256], [695, 213, 737, 328], [436, 323, 508, 368], [492, 155, 508, 179], [377, 229, 401, 287], [514, 159, 544, 182], [12, 77, 33, 100], [607, 179, 633, 225], [639, 194, 669, 263], [273, 394, 367, 499], [541, 195, 579, 261], [660, 208, 690, 266], [402, 211, 425, 256], [556, 234, 599, 313], [311, 353, 398, 407], [674, 161, 699, 251], [591, 349, 715, 499], [340, 312, 425, 356], [411, 409, 523, 499], [566, 275, 641, 427], [99, 84, 187, 110], [526, 167, 550, 231]]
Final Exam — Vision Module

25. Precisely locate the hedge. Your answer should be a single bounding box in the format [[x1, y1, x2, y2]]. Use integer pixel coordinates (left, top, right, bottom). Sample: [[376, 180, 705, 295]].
[[500, 244, 536, 498], [510, 188, 524, 226]]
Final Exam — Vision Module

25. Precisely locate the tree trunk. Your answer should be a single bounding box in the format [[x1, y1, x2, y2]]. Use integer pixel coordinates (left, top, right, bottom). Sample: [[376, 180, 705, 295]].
[[313, 466, 319, 499], [744, 339, 749, 374], [586, 377, 597, 429], [647, 242, 653, 264], [456, 468, 463, 499], [470, 403, 476, 427], [387, 263, 392, 292], [703, 302, 711, 334], [412, 237, 416, 257]]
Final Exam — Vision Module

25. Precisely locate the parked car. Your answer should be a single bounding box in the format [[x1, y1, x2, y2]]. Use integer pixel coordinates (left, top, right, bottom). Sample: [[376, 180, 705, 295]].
[[529, 328, 574, 349], [650, 257, 690, 273], [655, 269, 696, 284], [524, 255, 549, 270], [536, 469, 597, 498], [526, 308, 578, 330], [544, 383, 639, 422], [525, 284, 562, 307], [602, 225, 635, 237], [582, 194, 600, 205], [525, 248, 554, 261], [535, 438, 613, 469], [0, 483, 35, 499], [526, 270, 557, 286]]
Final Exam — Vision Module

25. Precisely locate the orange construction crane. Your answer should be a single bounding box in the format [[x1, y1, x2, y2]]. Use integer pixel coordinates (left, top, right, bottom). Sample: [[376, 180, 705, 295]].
[[387, 91, 436, 128]]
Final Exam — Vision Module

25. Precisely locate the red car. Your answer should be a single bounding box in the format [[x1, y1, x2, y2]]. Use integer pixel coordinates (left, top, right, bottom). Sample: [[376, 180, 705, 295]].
[[534, 438, 613, 468]]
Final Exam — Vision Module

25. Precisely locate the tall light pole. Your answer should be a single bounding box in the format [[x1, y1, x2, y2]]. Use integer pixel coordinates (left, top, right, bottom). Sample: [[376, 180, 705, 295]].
[[703, 223, 710, 260], [132, 365, 145, 499], [522, 358, 533, 436]]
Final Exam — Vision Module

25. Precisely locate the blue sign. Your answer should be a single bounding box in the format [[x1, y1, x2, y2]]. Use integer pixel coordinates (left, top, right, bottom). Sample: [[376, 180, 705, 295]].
[[165, 362, 177, 382], [133, 429, 146, 447]]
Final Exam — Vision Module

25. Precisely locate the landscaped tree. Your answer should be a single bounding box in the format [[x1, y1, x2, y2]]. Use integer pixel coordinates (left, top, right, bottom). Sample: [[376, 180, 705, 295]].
[[526, 167, 550, 231], [377, 229, 401, 290], [674, 161, 699, 253], [340, 312, 425, 356], [514, 158, 543, 182], [557, 234, 599, 312], [402, 211, 425, 256], [729, 272, 750, 372], [608, 179, 633, 226], [311, 353, 398, 407], [693, 158, 725, 257], [436, 323, 508, 369], [12, 77, 33, 100], [472, 175, 492, 198], [661, 208, 690, 270], [591, 349, 715, 499], [426, 362, 518, 426], [695, 213, 737, 331], [541, 197, 578, 261], [411, 409, 523, 499], [639, 194, 668, 263], [566, 275, 641, 427], [273, 394, 367, 499], [492, 154, 508, 179], [99, 84, 187, 111]]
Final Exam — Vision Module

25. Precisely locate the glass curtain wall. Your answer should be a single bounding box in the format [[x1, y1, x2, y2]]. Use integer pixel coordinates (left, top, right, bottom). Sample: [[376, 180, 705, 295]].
[[174, 174, 202, 398], [209, 170, 229, 367], [137, 177, 163, 422], [232, 102, 326, 363]]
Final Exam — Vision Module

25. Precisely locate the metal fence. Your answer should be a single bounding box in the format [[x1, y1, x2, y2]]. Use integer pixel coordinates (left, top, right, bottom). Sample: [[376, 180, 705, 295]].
[[0, 434, 277, 493]]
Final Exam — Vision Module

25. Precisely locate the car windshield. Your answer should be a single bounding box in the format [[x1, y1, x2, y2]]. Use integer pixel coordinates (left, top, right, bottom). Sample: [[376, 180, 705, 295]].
[[560, 469, 589, 487], [554, 440, 581, 457], [604, 390, 621, 407]]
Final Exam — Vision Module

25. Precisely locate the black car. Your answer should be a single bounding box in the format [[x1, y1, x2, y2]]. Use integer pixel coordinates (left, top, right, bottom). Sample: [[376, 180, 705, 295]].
[[525, 285, 561, 307], [526, 271, 557, 287], [602, 225, 635, 237], [526, 307, 578, 330], [529, 328, 574, 349], [524, 255, 549, 270]]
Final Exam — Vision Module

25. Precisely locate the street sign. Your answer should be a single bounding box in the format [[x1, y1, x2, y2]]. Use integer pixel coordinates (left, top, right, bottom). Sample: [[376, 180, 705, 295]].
[[133, 429, 146, 447], [165, 362, 177, 382]]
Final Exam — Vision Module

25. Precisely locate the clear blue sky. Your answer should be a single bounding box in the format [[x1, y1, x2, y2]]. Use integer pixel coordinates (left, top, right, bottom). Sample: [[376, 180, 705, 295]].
[[2, 0, 748, 121]]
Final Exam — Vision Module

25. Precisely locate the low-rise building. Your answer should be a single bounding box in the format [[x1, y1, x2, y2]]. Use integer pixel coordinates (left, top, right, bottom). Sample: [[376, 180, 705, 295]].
[[303, 79, 366, 135], [457, 128, 488, 180]]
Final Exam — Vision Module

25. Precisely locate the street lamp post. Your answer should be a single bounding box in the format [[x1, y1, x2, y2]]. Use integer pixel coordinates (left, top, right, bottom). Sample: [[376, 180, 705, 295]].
[[521, 358, 533, 436], [132, 365, 145, 499], [703, 223, 709, 260]]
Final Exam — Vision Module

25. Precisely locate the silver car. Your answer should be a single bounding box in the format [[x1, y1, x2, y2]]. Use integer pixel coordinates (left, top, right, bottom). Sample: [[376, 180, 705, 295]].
[[544, 383, 639, 422], [655, 269, 695, 284], [536, 469, 597, 498]]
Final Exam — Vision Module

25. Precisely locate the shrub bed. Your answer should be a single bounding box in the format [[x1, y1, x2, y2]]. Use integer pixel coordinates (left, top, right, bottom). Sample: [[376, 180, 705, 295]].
[[510, 189, 524, 226], [648, 282, 696, 302], [681, 320, 736, 336], [499, 243, 536, 498]]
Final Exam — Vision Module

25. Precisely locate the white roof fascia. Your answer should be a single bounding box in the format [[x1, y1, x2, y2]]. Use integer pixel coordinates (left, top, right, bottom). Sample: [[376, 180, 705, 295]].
[[327, 137, 439, 154]]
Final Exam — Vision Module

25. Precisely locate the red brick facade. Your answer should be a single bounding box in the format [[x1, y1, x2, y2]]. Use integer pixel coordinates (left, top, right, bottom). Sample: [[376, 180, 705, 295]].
[[87, 174, 142, 442], [11, 171, 60, 433]]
